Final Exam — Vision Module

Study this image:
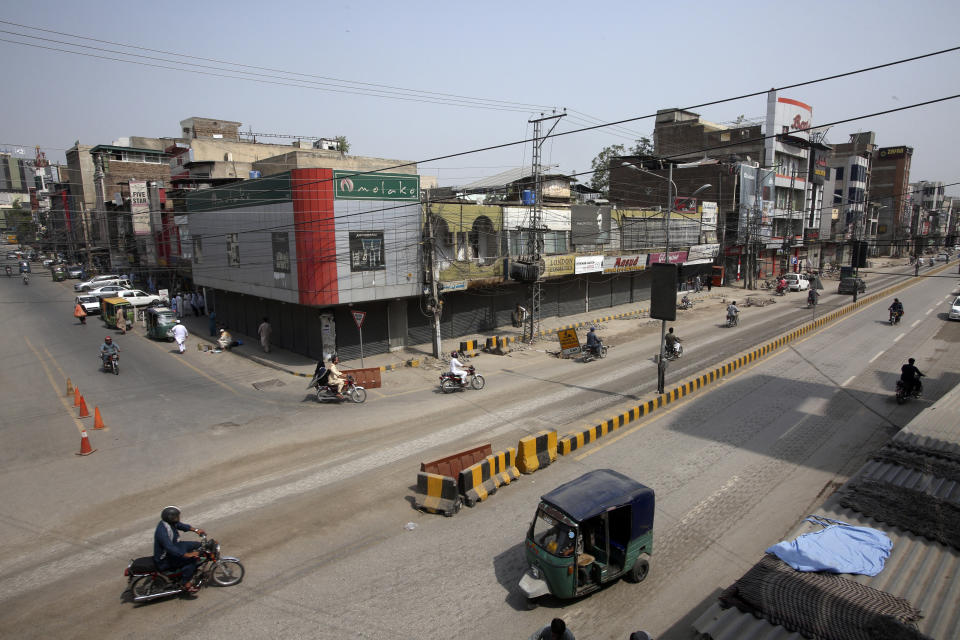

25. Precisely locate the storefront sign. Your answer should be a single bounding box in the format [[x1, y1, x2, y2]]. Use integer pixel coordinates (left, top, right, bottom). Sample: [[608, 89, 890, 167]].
[[575, 255, 604, 274], [688, 243, 719, 261], [349, 231, 385, 271], [683, 258, 714, 265], [129, 180, 150, 235], [700, 201, 718, 228], [602, 254, 647, 273], [334, 170, 419, 201], [543, 254, 574, 277], [272, 232, 290, 274], [439, 280, 466, 292], [647, 251, 688, 264]]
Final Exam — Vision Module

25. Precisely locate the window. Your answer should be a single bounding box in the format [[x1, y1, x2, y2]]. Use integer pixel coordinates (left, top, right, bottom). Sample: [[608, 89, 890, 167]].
[[834, 167, 844, 181], [834, 189, 843, 204], [226, 233, 239, 267], [850, 164, 866, 183]]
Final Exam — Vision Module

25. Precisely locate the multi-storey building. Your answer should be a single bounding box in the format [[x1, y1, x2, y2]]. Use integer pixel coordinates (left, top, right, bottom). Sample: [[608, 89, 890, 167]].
[[871, 145, 913, 256]]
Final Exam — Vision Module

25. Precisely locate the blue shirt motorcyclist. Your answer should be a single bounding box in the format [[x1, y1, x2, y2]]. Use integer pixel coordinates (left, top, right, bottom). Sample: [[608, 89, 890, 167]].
[[585, 327, 601, 349], [154, 506, 205, 592], [100, 336, 119, 362]]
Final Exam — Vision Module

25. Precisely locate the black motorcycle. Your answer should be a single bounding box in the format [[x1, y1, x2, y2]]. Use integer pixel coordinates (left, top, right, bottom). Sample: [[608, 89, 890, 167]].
[[895, 376, 923, 405], [663, 342, 683, 361], [125, 534, 244, 602], [307, 367, 367, 403], [439, 365, 484, 392], [581, 342, 608, 363], [101, 353, 119, 375], [889, 309, 903, 325]]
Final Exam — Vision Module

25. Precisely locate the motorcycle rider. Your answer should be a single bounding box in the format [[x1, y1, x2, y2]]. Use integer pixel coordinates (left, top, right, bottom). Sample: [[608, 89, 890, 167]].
[[449, 350, 468, 386], [327, 354, 346, 399], [807, 288, 819, 307], [99, 335, 119, 368], [900, 358, 925, 397], [154, 506, 206, 594], [4, 265, 10, 277], [776, 274, 787, 294], [22, 272, 29, 285], [664, 327, 681, 356], [585, 326, 603, 356], [888, 298, 904, 323], [726, 301, 740, 325]]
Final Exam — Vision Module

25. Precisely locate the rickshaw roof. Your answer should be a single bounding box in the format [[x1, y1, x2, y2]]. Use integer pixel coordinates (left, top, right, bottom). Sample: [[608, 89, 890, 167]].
[[542, 469, 654, 528], [146, 306, 175, 316], [101, 297, 130, 305]]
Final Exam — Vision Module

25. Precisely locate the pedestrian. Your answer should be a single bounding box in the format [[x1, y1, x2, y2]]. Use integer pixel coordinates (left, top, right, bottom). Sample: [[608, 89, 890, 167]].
[[208, 310, 217, 337], [853, 285, 859, 303], [172, 319, 188, 353], [197, 290, 206, 315], [529, 618, 574, 640], [74, 301, 87, 325], [119, 307, 128, 335], [706, 274, 713, 291], [190, 292, 200, 317], [175, 293, 183, 319], [694, 274, 702, 292], [258, 317, 272, 353]]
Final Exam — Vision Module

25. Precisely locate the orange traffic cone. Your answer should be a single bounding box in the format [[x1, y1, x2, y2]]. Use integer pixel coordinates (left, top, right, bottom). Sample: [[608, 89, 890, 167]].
[[78, 396, 90, 418], [76, 429, 96, 456], [73, 387, 81, 407], [93, 407, 106, 430], [66, 377, 74, 397]]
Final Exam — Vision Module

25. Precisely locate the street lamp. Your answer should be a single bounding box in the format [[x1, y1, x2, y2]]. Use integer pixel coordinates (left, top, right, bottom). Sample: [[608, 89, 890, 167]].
[[622, 161, 712, 394]]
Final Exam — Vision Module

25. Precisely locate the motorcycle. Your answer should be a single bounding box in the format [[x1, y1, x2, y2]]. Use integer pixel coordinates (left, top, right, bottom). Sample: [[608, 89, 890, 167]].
[[663, 342, 683, 361], [889, 309, 903, 325], [726, 311, 739, 328], [775, 282, 787, 296], [307, 368, 367, 403], [4, 267, 10, 277], [806, 291, 819, 308], [581, 342, 608, 363], [895, 376, 923, 405], [22, 273, 29, 285], [440, 365, 485, 393], [101, 353, 119, 375], [677, 295, 692, 310], [125, 533, 244, 602]]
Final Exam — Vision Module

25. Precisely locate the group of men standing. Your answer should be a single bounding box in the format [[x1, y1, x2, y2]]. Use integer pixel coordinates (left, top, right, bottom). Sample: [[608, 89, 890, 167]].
[[171, 291, 206, 319]]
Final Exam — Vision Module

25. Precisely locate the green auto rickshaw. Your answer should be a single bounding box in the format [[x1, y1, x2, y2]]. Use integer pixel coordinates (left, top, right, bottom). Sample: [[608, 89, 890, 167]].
[[51, 265, 67, 281], [101, 297, 132, 330], [518, 469, 654, 606], [145, 306, 177, 341]]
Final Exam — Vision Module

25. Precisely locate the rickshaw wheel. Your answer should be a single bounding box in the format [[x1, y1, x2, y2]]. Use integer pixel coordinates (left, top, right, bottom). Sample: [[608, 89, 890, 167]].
[[524, 596, 539, 611], [626, 554, 650, 583]]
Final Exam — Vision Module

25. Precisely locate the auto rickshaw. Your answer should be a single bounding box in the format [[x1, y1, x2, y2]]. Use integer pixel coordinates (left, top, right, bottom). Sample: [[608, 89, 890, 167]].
[[145, 305, 177, 341], [101, 297, 132, 330], [518, 469, 654, 605], [51, 265, 67, 282]]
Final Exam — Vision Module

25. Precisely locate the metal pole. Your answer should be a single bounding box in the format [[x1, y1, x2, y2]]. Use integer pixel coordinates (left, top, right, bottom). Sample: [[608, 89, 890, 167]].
[[359, 327, 365, 368], [657, 163, 672, 395]]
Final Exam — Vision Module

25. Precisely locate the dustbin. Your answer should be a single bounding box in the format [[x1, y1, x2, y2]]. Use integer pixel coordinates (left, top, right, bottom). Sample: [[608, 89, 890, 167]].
[[840, 266, 854, 279]]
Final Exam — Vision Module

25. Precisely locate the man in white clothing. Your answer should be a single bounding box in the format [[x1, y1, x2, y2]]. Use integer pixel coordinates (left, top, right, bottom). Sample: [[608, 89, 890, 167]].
[[172, 320, 189, 353], [449, 350, 468, 385]]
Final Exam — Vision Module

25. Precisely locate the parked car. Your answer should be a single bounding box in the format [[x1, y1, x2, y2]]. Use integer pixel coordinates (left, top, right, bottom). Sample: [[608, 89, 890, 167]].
[[113, 289, 163, 307], [42, 258, 55, 267], [837, 277, 866, 294], [783, 273, 809, 291], [936, 253, 949, 262], [89, 283, 132, 297], [75, 295, 101, 315], [6, 251, 18, 261], [66, 265, 84, 278], [950, 296, 960, 321], [75, 274, 123, 292]]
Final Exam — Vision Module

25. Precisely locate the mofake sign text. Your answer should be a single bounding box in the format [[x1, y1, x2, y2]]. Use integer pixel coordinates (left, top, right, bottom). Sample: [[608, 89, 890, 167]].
[[334, 171, 420, 201]]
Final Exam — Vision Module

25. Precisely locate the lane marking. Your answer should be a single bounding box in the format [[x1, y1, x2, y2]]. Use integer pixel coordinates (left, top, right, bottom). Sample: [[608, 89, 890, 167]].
[[911, 319, 921, 327], [25, 337, 87, 435], [925, 308, 933, 315], [894, 333, 905, 343], [868, 351, 884, 363], [842, 376, 856, 387]]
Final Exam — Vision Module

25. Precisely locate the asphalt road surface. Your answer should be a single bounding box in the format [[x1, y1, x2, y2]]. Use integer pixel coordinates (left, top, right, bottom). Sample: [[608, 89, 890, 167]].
[[0, 261, 957, 639]]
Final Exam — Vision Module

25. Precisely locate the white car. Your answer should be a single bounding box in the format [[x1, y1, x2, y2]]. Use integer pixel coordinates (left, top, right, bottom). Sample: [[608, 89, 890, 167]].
[[75, 274, 123, 292], [783, 273, 809, 291], [950, 296, 960, 321], [75, 295, 101, 315], [114, 289, 163, 307], [88, 283, 132, 297]]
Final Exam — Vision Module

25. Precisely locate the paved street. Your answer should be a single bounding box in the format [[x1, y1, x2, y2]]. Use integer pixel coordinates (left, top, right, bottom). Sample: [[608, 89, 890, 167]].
[[0, 260, 957, 638]]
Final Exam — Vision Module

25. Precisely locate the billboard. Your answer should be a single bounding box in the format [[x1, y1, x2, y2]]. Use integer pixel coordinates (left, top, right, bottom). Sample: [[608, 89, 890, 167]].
[[349, 231, 385, 271], [602, 254, 647, 273], [575, 255, 604, 274], [543, 254, 574, 277], [129, 180, 150, 235], [571, 205, 611, 245], [809, 149, 827, 185], [877, 146, 910, 160], [334, 171, 419, 201], [272, 232, 291, 274]]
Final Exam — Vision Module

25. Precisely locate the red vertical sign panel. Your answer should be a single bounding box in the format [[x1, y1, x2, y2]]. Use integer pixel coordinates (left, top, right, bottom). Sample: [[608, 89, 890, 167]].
[[292, 168, 338, 306]]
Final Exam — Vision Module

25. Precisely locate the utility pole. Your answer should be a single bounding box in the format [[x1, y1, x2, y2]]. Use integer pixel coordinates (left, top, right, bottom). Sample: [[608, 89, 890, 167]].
[[424, 192, 442, 358], [522, 111, 565, 342]]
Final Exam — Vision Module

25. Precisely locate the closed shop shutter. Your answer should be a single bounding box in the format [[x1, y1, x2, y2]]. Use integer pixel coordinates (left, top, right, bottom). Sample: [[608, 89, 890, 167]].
[[610, 274, 631, 307], [406, 298, 433, 346], [587, 273, 612, 310], [539, 282, 560, 321], [335, 302, 389, 362], [557, 277, 585, 317], [445, 293, 494, 338]]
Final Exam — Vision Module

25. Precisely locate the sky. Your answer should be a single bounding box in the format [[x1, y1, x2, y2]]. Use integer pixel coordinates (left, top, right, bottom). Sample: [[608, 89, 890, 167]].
[[2, 1, 960, 194]]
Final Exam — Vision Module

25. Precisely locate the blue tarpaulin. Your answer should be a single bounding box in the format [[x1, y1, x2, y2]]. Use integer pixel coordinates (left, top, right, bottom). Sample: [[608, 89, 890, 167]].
[[766, 516, 892, 576]]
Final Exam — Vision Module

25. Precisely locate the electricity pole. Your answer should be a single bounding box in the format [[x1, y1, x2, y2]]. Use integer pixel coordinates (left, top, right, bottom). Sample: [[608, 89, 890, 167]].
[[424, 192, 442, 358]]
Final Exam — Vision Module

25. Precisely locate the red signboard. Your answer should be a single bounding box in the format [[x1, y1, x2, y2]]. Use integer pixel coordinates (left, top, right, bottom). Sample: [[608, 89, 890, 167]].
[[352, 310, 366, 329], [647, 251, 689, 264]]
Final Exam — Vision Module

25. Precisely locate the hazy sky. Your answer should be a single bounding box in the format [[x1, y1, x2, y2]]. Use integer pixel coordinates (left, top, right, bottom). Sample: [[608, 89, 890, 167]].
[[2, 1, 959, 193]]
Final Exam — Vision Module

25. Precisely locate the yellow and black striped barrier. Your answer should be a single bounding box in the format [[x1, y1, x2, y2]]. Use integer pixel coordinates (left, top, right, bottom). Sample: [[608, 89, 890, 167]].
[[458, 457, 499, 507], [414, 472, 461, 516], [517, 430, 557, 473], [459, 339, 481, 356], [489, 447, 521, 486]]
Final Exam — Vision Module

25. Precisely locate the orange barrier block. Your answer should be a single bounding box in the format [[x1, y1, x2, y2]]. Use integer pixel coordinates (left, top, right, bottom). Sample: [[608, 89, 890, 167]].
[[76, 430, 96, 456]]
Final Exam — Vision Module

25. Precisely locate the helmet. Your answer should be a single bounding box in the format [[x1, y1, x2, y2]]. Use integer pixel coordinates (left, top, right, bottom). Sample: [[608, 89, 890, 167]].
[[451, 351, 458, 357], [104, 336, 112, 343], [589, 326, 596, 331], [161, 506, 181, 524]]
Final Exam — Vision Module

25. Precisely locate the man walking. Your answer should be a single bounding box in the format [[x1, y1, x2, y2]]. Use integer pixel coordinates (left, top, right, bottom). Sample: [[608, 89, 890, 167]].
[[172, 319, 188, 354], [258, 317, 272, 353]]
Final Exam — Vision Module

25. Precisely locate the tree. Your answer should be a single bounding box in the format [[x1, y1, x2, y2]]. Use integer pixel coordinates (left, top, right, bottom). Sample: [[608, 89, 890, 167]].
[[589, 136, 654, 196], [335, 136, 350, 156]]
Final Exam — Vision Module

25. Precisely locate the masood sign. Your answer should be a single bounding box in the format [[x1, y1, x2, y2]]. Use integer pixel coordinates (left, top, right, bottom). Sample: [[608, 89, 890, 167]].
[[334, 171, 420, 201]]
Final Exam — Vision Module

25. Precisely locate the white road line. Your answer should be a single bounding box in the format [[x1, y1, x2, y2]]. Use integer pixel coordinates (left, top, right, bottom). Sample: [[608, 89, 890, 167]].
[[911, 319, 921, 327], [842, 376, 856, 387], [894, 333, 905, 342], [925, 308, 933, 315], [868, 351, 884, 363]]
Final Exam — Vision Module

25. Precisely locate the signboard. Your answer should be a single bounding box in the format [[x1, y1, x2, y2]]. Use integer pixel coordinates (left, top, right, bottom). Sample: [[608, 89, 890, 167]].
[[334, 170, 419, 201], [877, 146, 909, 160], [129, 180, 150, 235], [647, 251, 688, 264], [603, 254, 647, 273], [543, 254, 574, 277], [575, 255, 604, 274], [349, 231, 385, 271], [556, 328, 581, 357], [272, 232, 290, 274], [688, 243, 719, 261], [700, 201, 718, 228], [352, 310, 366, 329], [439, 280, 466, 292], [773, 96, 812, 140], [571, 205, 611, 245], [673, 197, 697, 213], [809, 149, 827, 185]]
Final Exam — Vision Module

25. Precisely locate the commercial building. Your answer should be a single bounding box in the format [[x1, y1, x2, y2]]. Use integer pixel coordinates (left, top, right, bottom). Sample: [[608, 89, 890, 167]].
[[871, 145, 913, 257]]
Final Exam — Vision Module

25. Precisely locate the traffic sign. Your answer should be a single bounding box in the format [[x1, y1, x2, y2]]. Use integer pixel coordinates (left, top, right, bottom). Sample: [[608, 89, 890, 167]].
[[352, 310, 366, 329], [557, 328, 581, 357]]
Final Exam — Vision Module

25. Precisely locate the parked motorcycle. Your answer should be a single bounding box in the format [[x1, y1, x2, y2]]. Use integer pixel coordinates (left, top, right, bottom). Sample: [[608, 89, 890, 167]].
[[895, 377, 923, 405], [307, 368, 367, 403], [101, 353, 119, 375], [889, 310, 903, 325], [440, 365, 485, 393], [581, 342, 608, 363], [125, 534, 244, 602]]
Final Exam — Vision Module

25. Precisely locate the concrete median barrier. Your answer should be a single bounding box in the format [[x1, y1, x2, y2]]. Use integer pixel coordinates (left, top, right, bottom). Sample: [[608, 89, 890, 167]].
[[414, 472, 461, 517], [458, 458, 499, 507], [489, 447, 521, 486], [421, 443, 491, 478], [516, 430, 557, 474]]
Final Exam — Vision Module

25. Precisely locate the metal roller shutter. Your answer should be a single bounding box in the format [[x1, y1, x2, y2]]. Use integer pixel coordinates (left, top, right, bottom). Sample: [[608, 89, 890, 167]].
[[334, 302, 389, 362], [587, 273, 612, 310], [632, 271, 652, 304], [556, 277, 585, 318], [445, 292, 494, 339], [610, 274, 631, 307], [406, 298, 433, 346]]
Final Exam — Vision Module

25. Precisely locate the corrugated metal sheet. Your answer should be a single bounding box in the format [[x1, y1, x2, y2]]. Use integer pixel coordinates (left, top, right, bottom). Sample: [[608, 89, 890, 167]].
[[693, 384, 960, 640]]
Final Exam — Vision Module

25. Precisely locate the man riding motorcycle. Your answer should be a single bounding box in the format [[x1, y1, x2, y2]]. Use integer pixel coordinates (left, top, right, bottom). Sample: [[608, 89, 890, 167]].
[[585, 327, 603, 356], [807, 288, 819, 307], [664, 327, 682, 356], [154, 506, 206, 594], [449, 350, 468, 386], [888, 298, 904, 323], [775, 275, 788, 294], [900, 358, 924, 398], [326, 355, 346, 399], [726, 301, 740, 325], [22, 272, 29, 285], [100, 335, 119, 369], [4, 265, 10, 277]]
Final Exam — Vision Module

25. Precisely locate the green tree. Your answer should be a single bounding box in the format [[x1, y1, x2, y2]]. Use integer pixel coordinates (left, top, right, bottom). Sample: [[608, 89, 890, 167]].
[[335, 136, 350, 156], [589, 136, 654, 196]]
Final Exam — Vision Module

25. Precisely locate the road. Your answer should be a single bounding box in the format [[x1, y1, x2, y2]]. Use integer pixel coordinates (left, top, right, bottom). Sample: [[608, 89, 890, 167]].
[[0, 260, 957, 639]]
